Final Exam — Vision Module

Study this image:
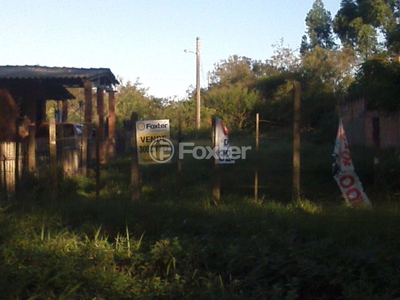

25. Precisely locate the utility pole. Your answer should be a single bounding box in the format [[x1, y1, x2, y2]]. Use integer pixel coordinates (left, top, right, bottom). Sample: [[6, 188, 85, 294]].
[[184, 37, 201, 129], [196, 37, 201, 129]]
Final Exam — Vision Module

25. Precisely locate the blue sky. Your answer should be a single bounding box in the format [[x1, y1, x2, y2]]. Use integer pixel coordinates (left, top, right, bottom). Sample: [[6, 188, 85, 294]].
[[1, 0, 341, 99]]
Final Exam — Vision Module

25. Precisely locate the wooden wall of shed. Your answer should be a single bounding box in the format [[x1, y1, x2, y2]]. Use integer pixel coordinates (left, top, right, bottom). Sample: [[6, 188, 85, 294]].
[[341, 99, 400, 148], [340, 100, 366, 146], [0, 142, 24, 196], [365, 109, 400, 148]]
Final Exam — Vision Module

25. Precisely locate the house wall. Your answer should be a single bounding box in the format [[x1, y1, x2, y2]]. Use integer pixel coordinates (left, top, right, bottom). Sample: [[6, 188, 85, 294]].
[[340, 100, 366, 146], [365, 109, 400, 148], [341, 99, 400, 148]]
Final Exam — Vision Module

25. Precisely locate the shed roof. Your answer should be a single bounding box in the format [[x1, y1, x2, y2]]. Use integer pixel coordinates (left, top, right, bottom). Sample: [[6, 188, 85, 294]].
[[0, 65, 119, 101], [0, 65, 119, 86]]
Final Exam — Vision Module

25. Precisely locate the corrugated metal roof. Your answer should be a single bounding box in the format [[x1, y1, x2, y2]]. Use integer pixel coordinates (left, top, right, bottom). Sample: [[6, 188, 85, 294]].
[[0, 65, 119, 85]]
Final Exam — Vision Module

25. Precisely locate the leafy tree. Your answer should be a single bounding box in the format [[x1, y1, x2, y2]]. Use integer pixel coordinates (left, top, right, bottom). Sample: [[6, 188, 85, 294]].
[[254, 43, 302, 128], [61, 88, 85, 123], [210, 55, 281, 87], [301, 0, 336, 54], [348, 58, 400, 112], [333, 0, 397, 59], [254, 76, 295, 127], [266, 39, 301, 73], [206, 55, 278, 129], [210, 55, 255, 86], [163, 94, 216, 134], [254, 45, 354, 139], [299, 43, 359, 137], [251, 59, 281, 78], [301, 46, 357, 93], [203, 83, 260, 129], [65, 79, 167, 128], [332, 1, 400, 118], [386, 2, 400, 59], [114, 78, 164, 124], [386, 23, 400, 60]]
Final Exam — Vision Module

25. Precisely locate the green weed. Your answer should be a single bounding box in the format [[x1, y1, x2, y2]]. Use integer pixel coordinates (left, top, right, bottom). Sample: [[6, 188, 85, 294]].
[[1, 141, 400, 298]]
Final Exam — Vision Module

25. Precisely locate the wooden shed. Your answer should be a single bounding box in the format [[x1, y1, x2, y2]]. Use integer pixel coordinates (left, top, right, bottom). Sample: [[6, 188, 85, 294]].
[[340, 99, 400, 149], [0, 65, 119, 196]]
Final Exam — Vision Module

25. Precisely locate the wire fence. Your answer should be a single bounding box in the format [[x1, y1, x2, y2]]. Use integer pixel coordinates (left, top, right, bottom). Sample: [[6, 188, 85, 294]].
[[2, 117, 399, 201], [0, 135, 95, 198]]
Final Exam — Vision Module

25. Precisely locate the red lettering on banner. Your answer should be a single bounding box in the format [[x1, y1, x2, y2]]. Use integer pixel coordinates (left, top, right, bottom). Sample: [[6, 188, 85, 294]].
[[334, 119, 371, 207], [346, 187, 362, 203], [341, 150, 352, 166], [339, 134, 349, 148], [339, 174, 355, 189]]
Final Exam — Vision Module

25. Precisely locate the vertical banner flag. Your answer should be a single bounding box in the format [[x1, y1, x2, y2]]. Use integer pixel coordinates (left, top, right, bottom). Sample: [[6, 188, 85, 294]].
[[214, 117, 234, 164], [136, 119, 173, 164], [332, 118, 371, 207]]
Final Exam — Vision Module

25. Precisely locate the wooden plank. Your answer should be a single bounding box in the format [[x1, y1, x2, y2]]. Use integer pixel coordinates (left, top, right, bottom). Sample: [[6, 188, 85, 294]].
[[49, 118, 57, 200], [106, 91, 116, 159], [81, 123, 88, 175], [97, 87, 105, 163], [108, 91, 115, 139], [0, 144, 7, 199], [14, 119, 19, 197], [84, 81, 92, 123], [131, 112, 140, 200], [83, 81, 92, 173], [28, 125, 36, 172], [212, 116, 220, 200], [62, 100, 68, 122]]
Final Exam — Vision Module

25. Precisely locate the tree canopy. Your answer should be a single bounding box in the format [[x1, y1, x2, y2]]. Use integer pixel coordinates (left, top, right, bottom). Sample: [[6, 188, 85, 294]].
[[333, 0, 399, 59], [301, 0, 336, 53], [348, 58, 400, 112], [55, 0, 400, 142]]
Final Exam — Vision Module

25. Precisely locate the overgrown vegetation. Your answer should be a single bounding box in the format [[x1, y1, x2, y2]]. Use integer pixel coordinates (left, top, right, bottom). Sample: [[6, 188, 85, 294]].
[[3, 0, 400, 298], [1, 139, 400, 299], [60, 1, 400, 143]]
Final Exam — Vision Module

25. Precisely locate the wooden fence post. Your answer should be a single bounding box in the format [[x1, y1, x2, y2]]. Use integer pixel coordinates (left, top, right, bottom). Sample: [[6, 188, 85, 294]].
[[212, 116, 220, 200], [28, 125, 36, 173], [131, 112, 140, 200], [14, 119, 20, 198], [49, 118, 57, 201], [177, 110, 182, 191], [254, 113, 259, 202], [81, 123, 88, 175], [372, 117, 381, 187], [83, 80, 92, 175], [107, 90, 116, 159], [292, 81, 301, 201], [95, 123, 100, 200], [0, 145, 6, 200], [97, 87, 105, 163]]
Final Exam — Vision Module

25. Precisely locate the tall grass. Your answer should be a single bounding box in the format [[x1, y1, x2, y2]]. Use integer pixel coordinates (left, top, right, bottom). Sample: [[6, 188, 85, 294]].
[[0, 140, 399, 299]]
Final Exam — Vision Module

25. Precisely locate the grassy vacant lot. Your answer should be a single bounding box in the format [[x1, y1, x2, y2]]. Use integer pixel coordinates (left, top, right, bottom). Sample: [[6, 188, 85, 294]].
[[1, 139, 400, 299]]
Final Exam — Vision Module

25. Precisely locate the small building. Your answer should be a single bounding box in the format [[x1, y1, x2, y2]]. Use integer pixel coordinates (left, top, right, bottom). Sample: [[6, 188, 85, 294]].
[[0, 65, 119, 195], [340, 99, 400, 149]]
